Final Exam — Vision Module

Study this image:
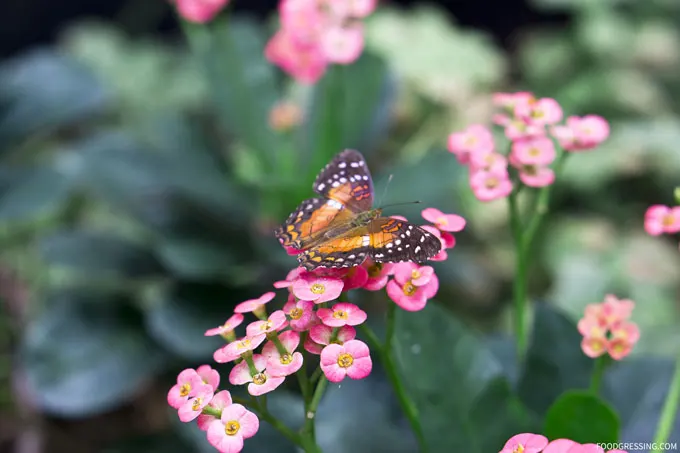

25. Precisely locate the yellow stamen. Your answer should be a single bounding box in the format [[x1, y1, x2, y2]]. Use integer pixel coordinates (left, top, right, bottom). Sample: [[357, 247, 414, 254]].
[[310, 283, 326, 294], [402, 282, 417, 297], [191, 397, 203, 411], [337, 353, 354, 368], [333, 310, 348, 320], [280, 353, 293, 365], [253, 373, 267, 385], [179, 383, 191, 397], [225, 420, 240, 436], [290, 307, 303, 320]]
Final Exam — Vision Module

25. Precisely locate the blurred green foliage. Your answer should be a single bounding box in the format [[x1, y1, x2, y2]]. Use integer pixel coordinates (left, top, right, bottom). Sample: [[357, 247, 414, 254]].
[[1, 1, 680, 452]]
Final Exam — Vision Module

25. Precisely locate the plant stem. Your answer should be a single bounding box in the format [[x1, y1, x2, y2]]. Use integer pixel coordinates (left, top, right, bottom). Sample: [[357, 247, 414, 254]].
[[652, 355, 680, 450], [360, 321, 429, 453], [298, 376, 328, 453], [251, 400, 302, 446], [297, 332, 312, 404], [589, 355, 607, 395]]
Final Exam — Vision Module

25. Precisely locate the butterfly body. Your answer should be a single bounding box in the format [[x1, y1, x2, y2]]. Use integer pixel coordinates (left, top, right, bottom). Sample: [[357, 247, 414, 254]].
[[275, 150, 441, 270]]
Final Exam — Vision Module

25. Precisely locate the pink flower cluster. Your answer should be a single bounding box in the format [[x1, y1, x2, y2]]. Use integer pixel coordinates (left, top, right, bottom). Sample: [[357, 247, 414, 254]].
[[447, 92, 610, 202], [501, 433, 627, 453], [577, 295, 639, 361], [644, 204, 680, 236], [168, 366, 259, 452], [265, 0, 377, 84], [169, 207, 464, 452], [171, 0, 230, 23]]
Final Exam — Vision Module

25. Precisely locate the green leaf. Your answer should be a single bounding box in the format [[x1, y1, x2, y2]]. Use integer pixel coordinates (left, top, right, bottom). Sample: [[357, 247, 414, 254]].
[[183, 17, 280, 168], [518, 304, 594, 417], [393, 302, 533, 452], [145, 283, 257, 360], [0, 49, 109, 149], [544, 390, 620, 443], [39, 230, 164, 279], [21, 292, 167, 417], [0, 165, 75, 221], [303, 52, 395, 181]]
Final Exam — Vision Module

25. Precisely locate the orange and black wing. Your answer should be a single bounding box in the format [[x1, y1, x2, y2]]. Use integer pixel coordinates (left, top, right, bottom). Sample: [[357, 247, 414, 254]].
[[312, 149, 374, 213], [367, 217, 441, 264], [274, 197, 352, 249], [297, 225, 372, 270]]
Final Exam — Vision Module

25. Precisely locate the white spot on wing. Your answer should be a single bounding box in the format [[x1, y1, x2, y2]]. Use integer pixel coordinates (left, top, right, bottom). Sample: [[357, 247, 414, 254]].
[[414, 245, 421, 253], [348, 254, 356, 259], [338, 162, 347, 168], [361, 235, 371, 247], [332, 181, 339, 187], [420, 236, 426, 242], [386, 243, 393, 248], [317, 183, 326, 191], [339, 177, 347, 183], [327, 200, 343, 209], [395, 239, 402, 245]]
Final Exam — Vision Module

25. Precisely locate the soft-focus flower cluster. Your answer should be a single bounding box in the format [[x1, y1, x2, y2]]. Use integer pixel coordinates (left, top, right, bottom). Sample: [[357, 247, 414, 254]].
[[169, 207, 464, 452], [644, 204, 680, 237], [500, 433, 628, 453], [577, 294, 639, 361], [265, 0, 377, 84], [171, 0, 230, 23], [447, 92, 610, 202]]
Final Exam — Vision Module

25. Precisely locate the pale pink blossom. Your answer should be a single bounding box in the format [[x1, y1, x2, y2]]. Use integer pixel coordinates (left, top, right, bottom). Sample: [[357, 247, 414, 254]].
[[317, 302, 367, 327], [320, 340, 372, 383], [515, 97, 563, 126], [511, 136, 556, 166], [386, 269, 438, 312], [173, 0, 229, 24], [167, 368, 203, 409], [447, 124, 495, 164], [552, 115, 609, 151], [293, 275, 344, 303], [262, 330, 304, 377], [393, 262, 434, 287], [309, 324, 356, 348], [206, 402, 259, 453], [362, 259, 394, 291], [197, 390, 232, 431], [469, 150, 509, 173], [229, 354, 285, 396], [469, 168, 513, 201], [205, 313, 244, 338], [234, 292, 276, 315], [644, 205, 680, 236], [196, 364, 220, 391], [543, 438, 581, 453], [178, 383, 213, 422], [214, 334, 266, 363], [500, 433, 549, 453], [421, 208, 466, 232], [283, 296, 317, 331], [246, 310, 288, 337], [321, 25, 364, 64], [265, 30, 327, 85]]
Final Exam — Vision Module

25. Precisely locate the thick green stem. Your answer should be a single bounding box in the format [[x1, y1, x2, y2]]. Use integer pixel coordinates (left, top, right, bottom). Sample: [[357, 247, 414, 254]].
[[298, 376, 328, 453], [652, 355, 680, 450], [589, 355, 607, 395], [360, 321, 429, 453]]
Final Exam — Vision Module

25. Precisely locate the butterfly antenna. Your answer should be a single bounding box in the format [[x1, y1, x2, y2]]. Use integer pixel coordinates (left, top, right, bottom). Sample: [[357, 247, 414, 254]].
[[380, 200, 423, 210], [377, 174, 394, 208]]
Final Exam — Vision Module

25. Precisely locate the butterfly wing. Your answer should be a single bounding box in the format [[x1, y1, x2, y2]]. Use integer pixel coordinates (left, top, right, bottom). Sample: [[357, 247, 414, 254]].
[[367, 217, 442, 264], [313, 149, 374, 213], [297, 225, 373, 270], [274, 197, 353, 249]]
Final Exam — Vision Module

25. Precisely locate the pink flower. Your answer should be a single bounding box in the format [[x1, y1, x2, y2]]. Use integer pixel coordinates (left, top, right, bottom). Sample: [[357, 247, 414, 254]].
[[229, 354, 285, 396], [265, 30, 327, 85], [469, 150, 509, 173], [320, 25, 364, 64], [214, 334, 266, 363], [500, 433, 549, 453], [173, 0, 229, 23], [178, 383, 213, 422], [341, 265, 369, 290], [504, 118, 545, 141], [386, 267, 438, 311], [514, 97, 563, 126], [273, 267, 306, 289], [196, 364, 220, 391], [469, 168, 514, 202], [421, 208, 466, 232], [544, 439, 581, 453], [362, 259, 394, 291], [304, 335, 324, 355], [205, 313, 244, 338], [293, 275, 344, 303], [234, 292, 276, 315], [515, 164, 555, 188], [168, 368, 204, 409], [608, 321, 640, 360], [317, 302, 367, 327], [585, 294, 635, 328], [197, 390, 232, 431], [309, 324, 356, 347], [447, 124, 495, 164], [644, 205, 680, 236], [511, 136, 556, 166], [552, 115, 609, 151], [581, 332, 609, 358], [279, 0, 325, 44], [262, 330, 304, 377], [393, 262, 434, 287], [320, 340, 372, 383], [206, 402, 259, 453], [245, 310, 288, 337], [283, 296, 317, 331], [570, 444, 606, 453], [326, 0, 377, 18], [493, 91, 535, 110]]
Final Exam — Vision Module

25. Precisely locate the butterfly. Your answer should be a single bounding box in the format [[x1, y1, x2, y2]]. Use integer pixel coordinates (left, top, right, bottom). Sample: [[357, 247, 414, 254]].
[[274, 149, 442, 270]]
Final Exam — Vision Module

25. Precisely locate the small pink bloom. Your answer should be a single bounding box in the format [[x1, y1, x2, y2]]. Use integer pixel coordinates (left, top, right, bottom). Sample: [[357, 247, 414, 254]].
[[326, 0, 377, 18], [552, 115, 609, 151], [174, 0, 229, 24], [234, 292, 276, 315], [293, 275, 344, 303], [265, 30, 327, 85], [262, 330, 304, 377], [320, 340, 372, 383], [229, 355, 285, 396], [178, 383, 213, 422], [493, 91, 535, 110], [518, 165, 555, 188], [214, 334, 266, 363], [577, 316, 607, 338], [511, 136, 556, 166], [570, 444, 605, 453], [500, 433, 549, 453], [469, 149, 509, 173], [168, 368, 203, 409], [342, 265, 369, 290], [393, 262, 434, 287], [447, 124, 495, 164], [283, 296, 317, 331], [197, 390, 232, 431], [515, 97, 563, 126], [544, 439, 581, 453], [246, 310, 288, 337], [321, 25, 364, 64], [504, 119, 545, 141], [309, 324, 357, 347], [362, 259, 394, 291], [205, 313, 244, 337], [584, 295, 634, 329], [304, 335, 324, 355], [206, 402, 259, 453], [469, 168, 514, 202], [581, 333, 609, 358], [644, 205, 680, 236], [317, 302, 367, 327], [196, 364, 220, 391], [421, 208, 466, 232], [610, 321, 640, 344], [274, 267, 307, 289], [386, 272, 438, 312]]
